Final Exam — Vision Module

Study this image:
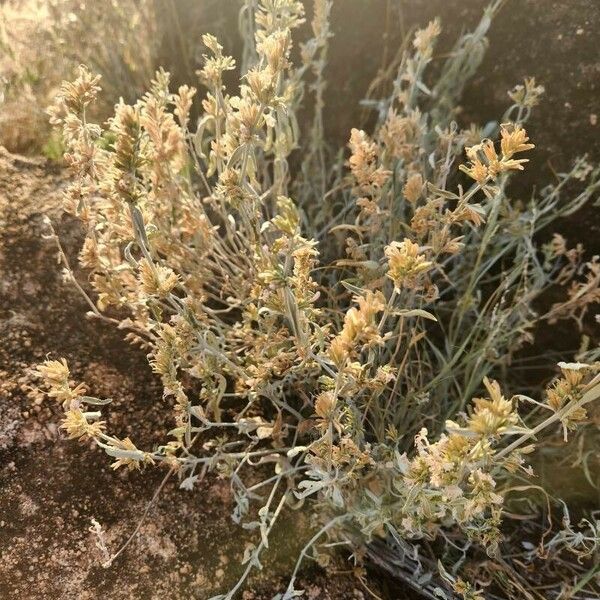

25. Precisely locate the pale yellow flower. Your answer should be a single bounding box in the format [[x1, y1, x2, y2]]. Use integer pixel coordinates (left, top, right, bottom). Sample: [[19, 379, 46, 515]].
[[385, 239, 432, 289], [61, 409, 105, 440]]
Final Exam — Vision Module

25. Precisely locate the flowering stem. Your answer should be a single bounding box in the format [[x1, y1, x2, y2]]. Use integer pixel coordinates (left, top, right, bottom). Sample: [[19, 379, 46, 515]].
[[495, 376, 600, 462]]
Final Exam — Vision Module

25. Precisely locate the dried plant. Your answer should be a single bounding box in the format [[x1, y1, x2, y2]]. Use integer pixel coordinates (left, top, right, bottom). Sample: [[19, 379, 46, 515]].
[[0, 0, 214, 152], [34, 1, 600, 599]]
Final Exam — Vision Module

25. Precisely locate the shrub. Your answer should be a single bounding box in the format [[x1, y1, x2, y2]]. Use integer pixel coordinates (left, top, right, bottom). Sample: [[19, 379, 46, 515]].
[[0, 0, 217, 153], [36, 1, 600, 598]]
